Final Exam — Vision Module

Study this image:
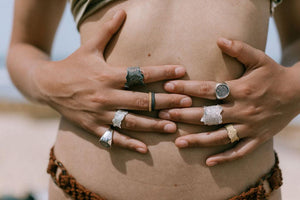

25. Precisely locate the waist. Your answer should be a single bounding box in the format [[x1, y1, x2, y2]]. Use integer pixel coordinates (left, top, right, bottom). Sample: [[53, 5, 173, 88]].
[[53, 0, 274, 198]]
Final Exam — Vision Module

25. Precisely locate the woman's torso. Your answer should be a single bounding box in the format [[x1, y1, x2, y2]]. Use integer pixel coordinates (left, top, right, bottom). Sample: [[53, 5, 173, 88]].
[[51, 0, 278, 199]]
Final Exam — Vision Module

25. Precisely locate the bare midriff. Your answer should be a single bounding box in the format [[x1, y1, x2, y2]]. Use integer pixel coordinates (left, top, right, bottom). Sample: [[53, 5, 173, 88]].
[[50, 0, 280, 199]]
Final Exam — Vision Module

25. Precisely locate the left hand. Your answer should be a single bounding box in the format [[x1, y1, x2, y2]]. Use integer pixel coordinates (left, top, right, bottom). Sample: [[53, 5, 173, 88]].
[[158, 38, 300, 166]]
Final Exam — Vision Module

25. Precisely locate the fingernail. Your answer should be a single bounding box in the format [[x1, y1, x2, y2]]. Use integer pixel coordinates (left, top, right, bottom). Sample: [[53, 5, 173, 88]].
[[180, 97, 192, 106], [165, 83, 174, 91], [207, 161, 218, 167], [159, 111, 170, 119], [220, 38, 232, 47], [175, 67, 185, 76], [164, 124, 176, 132], [113, 10, 122, 18], [176, 140, 188, 148], [137, 147, 147, 153]]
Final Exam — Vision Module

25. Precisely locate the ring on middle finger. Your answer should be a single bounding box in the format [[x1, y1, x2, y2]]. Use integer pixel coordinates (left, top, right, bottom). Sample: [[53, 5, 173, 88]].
[[124, 66, 145, 89], [201, 105, 223, 125], [112, 110, 128, 128]]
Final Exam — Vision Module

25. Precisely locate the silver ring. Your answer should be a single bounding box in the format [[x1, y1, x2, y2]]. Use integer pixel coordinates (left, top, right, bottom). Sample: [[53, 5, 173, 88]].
[[201, 105, 223, 125], [99, 127, 114, 148], [112, 110, 128, 128], [215, 83, 230, 100]]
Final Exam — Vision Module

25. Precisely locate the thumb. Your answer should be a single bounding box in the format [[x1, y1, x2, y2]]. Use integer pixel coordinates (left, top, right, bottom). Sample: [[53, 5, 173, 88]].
[[87, 10, 126, 54], [217, 38, 267, 70]]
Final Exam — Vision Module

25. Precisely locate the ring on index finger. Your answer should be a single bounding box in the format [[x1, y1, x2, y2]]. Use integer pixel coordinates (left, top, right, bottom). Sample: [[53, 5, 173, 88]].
[[215, 82, 230, 100], [124, 66, 145, 89]]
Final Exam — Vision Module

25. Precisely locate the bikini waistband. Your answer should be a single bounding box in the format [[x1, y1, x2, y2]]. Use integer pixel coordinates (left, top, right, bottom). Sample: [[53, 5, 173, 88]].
[[47, 147, 282, 200]]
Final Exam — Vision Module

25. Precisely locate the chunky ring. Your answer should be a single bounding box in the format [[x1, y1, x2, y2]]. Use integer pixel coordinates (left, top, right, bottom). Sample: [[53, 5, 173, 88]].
[[201, 105, 223, 125], [112, 110, 128, 128], [148, 92, 155, 112], [124, 67, 145, 89], [225, 124, 239, 143], [215, 82, 230, 100], [99, 127, 114, 148]]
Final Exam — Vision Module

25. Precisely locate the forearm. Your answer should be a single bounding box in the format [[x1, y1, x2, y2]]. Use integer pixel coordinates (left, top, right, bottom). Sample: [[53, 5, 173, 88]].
[[7, 42, 51, 103]]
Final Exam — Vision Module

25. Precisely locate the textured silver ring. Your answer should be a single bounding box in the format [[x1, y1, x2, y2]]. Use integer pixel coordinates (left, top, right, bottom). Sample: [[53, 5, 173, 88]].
[[112, 110, 128, 128], [215, 83, 230, 100], [99, 127, 114, 148], [124, 66, 145, 89], [201, 105, 223, 125]]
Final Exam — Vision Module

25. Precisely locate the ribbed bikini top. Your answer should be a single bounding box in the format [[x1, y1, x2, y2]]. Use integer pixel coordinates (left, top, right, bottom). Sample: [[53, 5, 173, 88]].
[[69, 0, 283, 29]]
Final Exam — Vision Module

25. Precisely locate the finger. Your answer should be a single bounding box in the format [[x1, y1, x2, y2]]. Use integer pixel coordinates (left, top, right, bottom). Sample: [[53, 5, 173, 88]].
[[159, 106, 235, 125], [109, 90, 192, 110], [205, 138, 259, 166], [111, 65, 187, 87], [95, 125, 148, 154], [217, 38, 267, 69], [163, 80, 217, 100], [101, 112, 177, 133], [86, 10, 126, 53], [174, 124, 245, 148]]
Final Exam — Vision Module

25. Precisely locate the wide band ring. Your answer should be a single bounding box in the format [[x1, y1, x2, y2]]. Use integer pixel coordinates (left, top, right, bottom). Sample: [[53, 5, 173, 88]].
[[201, 105, 223, 125], [124, 67, 145, 89], [99, 127, 114, 148], [112, 110, 128, 128], [215, 82, 230, 100], [225, 124, 239, 143]]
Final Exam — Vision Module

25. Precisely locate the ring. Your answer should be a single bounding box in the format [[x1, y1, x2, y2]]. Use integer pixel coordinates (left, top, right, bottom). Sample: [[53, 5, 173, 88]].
[[124, 67, 145, 89], [99, 126, 114, 148], [225, 124, 239, 143], [112, 110, 128, 128], [215, 83, 230, 100], [201, 105, 223, 125], [148, 92, 155, 112]]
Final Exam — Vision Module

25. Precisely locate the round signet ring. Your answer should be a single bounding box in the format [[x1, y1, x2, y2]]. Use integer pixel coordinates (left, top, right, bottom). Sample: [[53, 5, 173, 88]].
[[124, 66, 145, 89], [215, 82, 230, 100]]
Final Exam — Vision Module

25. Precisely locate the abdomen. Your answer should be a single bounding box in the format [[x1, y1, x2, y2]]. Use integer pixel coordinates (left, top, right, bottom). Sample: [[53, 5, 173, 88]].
[[52, 0, 277, 199]]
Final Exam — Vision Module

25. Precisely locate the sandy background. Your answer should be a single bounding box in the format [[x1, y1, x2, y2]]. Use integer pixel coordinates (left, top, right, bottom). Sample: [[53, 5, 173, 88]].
[[0, 102, 299, 200]]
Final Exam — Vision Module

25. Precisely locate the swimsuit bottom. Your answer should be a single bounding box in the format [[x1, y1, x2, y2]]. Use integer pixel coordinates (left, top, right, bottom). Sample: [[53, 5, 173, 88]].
[[47, 146, 283, 200]]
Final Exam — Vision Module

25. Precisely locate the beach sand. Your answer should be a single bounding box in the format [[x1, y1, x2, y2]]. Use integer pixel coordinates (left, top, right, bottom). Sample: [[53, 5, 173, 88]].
[[0, 102, 299, 199]]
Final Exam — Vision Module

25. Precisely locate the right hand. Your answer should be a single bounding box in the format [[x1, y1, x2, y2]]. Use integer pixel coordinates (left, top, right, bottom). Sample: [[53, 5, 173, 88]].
[[33, 10, 192, 153]]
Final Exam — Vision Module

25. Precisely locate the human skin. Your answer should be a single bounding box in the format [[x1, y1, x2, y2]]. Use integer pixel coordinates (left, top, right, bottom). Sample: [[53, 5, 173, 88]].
[[8, 0, 296, 199]]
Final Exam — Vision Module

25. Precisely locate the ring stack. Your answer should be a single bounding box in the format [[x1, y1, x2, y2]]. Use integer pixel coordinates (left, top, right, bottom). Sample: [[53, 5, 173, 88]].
[[112, 110, 128, 128], [225, 124, 239, 143], [148, 92, 155, 112], [124, 67, 145, 89], [215, 83, 230, 100], [99, 127, 114, 148], [201, 105, 223, 125]]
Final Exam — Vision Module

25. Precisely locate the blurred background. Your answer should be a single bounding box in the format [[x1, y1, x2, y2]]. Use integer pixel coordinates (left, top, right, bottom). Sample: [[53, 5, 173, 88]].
[[0, 1, 299, 200]]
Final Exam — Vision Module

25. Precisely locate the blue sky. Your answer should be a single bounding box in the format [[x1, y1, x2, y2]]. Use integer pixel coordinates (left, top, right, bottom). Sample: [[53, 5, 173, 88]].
[[0, 1, 282, 100]]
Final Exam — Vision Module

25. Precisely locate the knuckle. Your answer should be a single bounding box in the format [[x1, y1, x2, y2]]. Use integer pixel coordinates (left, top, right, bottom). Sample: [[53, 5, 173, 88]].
[[197, 83, 211, 96], [135, 96, 149, 109], [103, 22, 116, 36], [233, 41, 245, 56], [164, 67, 176, 78], [243, 105, 260, 117], [152, 121, 165, 131], [168, 96, 181, 107], [142, 70, 150, 81], [238, 84, 253, 98], [92, 95, 110, 106], [123, 117, 137, 129], [169, 109, 181, 120]]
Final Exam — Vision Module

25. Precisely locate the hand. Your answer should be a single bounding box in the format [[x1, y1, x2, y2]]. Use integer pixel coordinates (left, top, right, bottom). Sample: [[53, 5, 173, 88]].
[[159, 38, 300, 165], [33, 10, 192, 153]]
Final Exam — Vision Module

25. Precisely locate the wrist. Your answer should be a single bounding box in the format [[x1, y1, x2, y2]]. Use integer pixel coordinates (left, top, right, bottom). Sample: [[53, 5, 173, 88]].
[[30, 60, 54, 104]]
